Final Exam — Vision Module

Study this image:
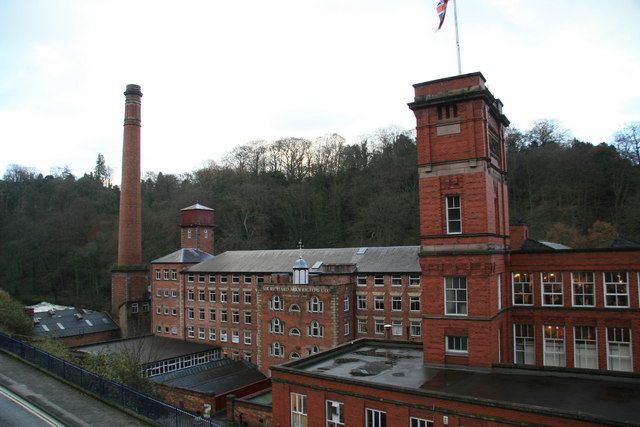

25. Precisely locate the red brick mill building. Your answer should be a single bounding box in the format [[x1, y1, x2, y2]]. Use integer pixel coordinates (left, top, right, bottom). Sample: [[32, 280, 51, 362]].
[[140, 72, 640, 425]]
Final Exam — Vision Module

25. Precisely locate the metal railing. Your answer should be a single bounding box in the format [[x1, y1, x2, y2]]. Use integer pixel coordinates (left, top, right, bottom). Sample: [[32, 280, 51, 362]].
[[0, 332, 226, 426]]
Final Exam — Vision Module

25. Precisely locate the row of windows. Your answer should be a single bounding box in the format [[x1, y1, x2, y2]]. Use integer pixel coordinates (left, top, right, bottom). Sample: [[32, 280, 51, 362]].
[[268, 295, 327, 313], [187, 308, 252, 324], [290, 394, 433, 427], [187, 289, 252, 304], [156, 307, 178, 316], [187, 273, 262, 285], [270, 344, 321, 359], [184, 228, 209, 239], [512, 272, 636, 308], [156, 289, 178, 298], [269, 319, 326, 337], [143, 350, 218, 378], [356, 274, 421, 287], [514, 324, 633, 372], [154, 269, 178, 281], [357, 294, 421, 311], [130, 303, 149, 313], [357, 318, 422, 337], [187, 325, 253, 345]]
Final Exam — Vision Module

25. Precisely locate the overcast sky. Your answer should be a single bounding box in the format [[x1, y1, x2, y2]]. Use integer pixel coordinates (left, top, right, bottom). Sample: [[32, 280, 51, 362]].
[[1, 0, 638, 181]]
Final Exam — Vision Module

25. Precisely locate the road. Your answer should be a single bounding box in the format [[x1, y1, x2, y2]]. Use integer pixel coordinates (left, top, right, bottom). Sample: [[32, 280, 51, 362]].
[[0, 384, 62, 426], [0, 351, 147, 426]]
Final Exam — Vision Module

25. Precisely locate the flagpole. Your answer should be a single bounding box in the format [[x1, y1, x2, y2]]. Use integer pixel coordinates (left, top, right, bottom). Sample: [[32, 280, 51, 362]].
[[453, 0, 462, 75]]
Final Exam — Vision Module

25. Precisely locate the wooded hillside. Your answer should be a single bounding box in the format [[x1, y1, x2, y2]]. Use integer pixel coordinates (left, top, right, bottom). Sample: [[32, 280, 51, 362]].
[[1, 122, 638, 309]]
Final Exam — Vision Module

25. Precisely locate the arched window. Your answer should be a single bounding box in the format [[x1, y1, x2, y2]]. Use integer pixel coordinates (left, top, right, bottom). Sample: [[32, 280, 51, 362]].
[[269, 318, 283, 334], [308, 345, 320, 355], [289, 352, 300, 359], [269, 295, 283, 311], [289, 328, 301, 336], [308, 321, 324, 337], [289, 304, 301, 312], [270, 342, 283, 357], [308, 296, 324, 313]]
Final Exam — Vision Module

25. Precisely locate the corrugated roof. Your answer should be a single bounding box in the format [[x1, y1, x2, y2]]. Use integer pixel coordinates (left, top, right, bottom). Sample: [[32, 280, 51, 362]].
[[151, 358, 267, 394], [74, 335, 219, 364], [33, 308, 118, 338], [151, 248, 214, 264], [187, 246, 420, 274]]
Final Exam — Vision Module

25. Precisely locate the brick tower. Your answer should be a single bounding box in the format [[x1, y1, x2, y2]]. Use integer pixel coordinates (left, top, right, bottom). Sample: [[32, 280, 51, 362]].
[[408, 72, 510, 367], [111, 84, 150, 337], [180, 204, 215, 253]]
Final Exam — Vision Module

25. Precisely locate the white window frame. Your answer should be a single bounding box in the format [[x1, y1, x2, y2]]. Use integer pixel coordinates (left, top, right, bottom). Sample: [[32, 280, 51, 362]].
[[392, 320, 402, 336], [574, 325, 597, 369], [187, 289, 194, 301], [607, 327, 632, 372], [374, 295, 384, 310], [357, 294, 367, 310], [220, 290, 227, 303], [444, 276, 467, 316], [270, 318, 283, 334], [410, 320, 421, 337], [391, 275, 402, 286], [343, 295, 349, 312], [512, 272, 533, 306], [244, 290, 252, 304], [244, 310, 252, 324], [410, 296, 420, 311], [357, 275, 367, 287], [410, 417, 434, 427], [244, 330, 252, 345], [604, 272, 629, 308], [445, 194, 462, 234], [571, 272, 595, 307], [374, 319, 384, 335], [198, 327, 205, 340], [308, 296, 324, 313], [344, 322, 350, 336], [308, 321, 324, 337], [357, 318, 367, 334], [392, 296, 402, 311], [326, 400, 344, 427], [291, 393, 307, 427], [187, 326, 194, 338], [374, 275, 384, 286], [365, 408, 386, 427], [543, 325, 565, 367], [514, 324, 535, 365], [446, 335, 468, 354], [409, 274, 421, 287], [541, 272, 563, 306], [232, 290, 240, 304]]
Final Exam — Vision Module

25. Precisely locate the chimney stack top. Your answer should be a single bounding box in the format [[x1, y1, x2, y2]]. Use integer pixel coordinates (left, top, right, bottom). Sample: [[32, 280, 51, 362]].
[[124, 84, 142, 97]]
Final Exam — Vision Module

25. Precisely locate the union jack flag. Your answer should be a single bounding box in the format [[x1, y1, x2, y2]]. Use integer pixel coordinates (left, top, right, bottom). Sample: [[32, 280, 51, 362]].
[[436, 0, 449, 30]]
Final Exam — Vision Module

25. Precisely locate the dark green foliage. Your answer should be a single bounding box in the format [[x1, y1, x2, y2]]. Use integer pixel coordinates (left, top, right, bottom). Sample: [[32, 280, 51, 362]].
[[1, 123, 639, 307], [0, 289, 33, 336]]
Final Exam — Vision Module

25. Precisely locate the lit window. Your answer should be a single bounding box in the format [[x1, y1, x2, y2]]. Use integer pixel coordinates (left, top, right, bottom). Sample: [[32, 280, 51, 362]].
[[541, 272, 563, 306], [514, 324, 534, 364], [604, 272, 629, 307], [607, 327, 632, 371], [512, 272, 533, 305], [574, 326, 597, 369], [326, 400, 344, 427], [446, 336, 468, 354], [291, 393, 307, 427], [444, 276, 467, 315], [543, 325, 565, 367], [572, 272, 595, 306], [445, 195, 461, 234], [365, 408, 386, 427]]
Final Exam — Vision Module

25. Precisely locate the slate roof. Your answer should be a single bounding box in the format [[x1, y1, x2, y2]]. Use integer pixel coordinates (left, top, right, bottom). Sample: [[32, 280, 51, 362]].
[[187, 246, 420, 274], [151, 248, 214, 264], [74, 335, 219, 364], [151, 358, 267, 395], [32, 307, 118, 339], [611, 236, 640, 248], [181, 203, 214, 211]]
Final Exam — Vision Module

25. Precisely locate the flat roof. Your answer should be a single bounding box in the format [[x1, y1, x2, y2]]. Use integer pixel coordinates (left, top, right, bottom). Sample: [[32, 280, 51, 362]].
[[74, 335, 219, 364], [275, 340, 640, 426]]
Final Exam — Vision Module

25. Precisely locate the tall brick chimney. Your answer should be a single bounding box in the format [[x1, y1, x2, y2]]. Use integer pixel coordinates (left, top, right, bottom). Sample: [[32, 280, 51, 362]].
[[117, 84, 143, 265], [111, 84, 150, 337]]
